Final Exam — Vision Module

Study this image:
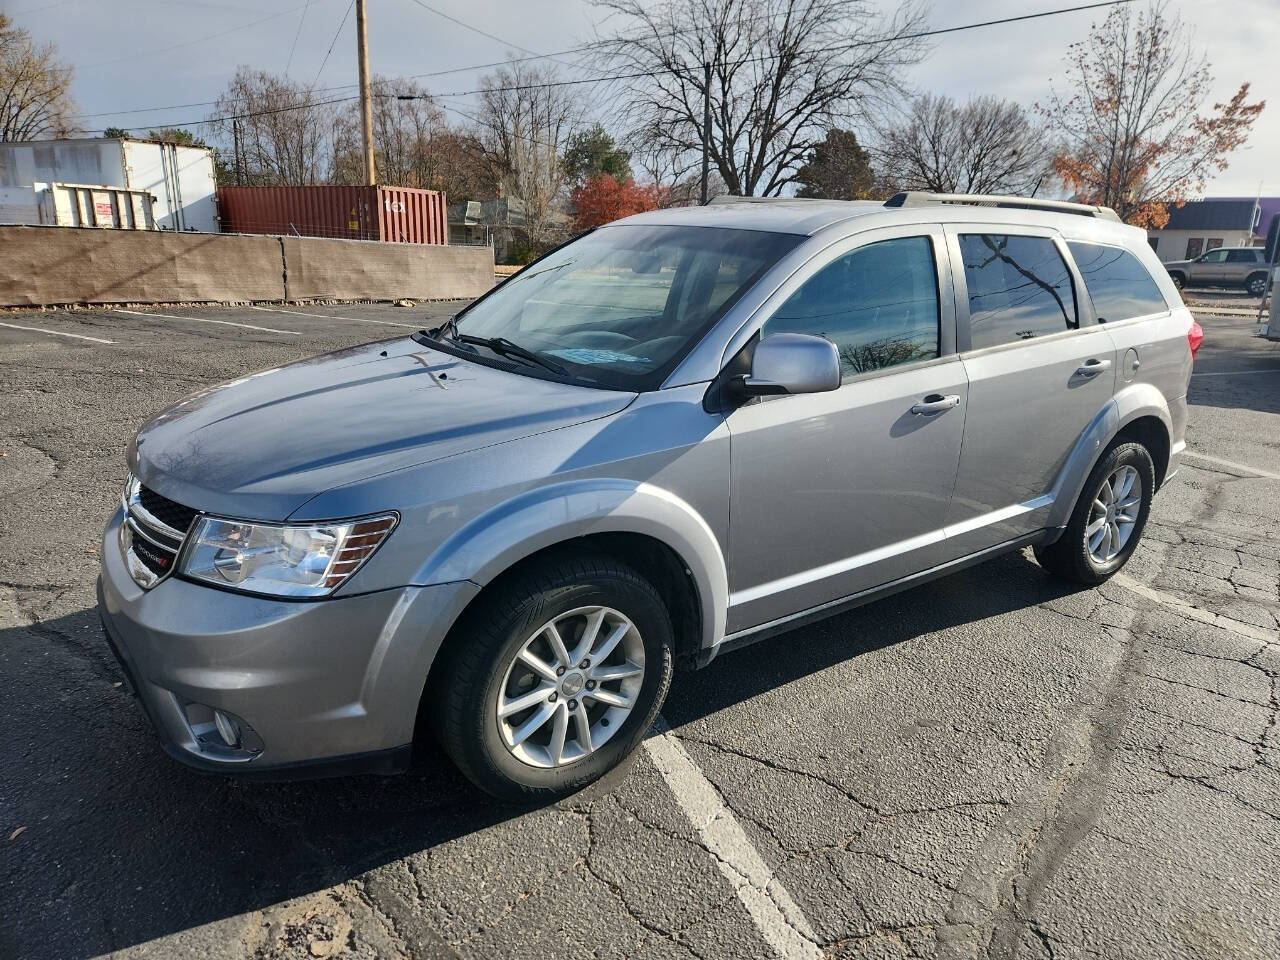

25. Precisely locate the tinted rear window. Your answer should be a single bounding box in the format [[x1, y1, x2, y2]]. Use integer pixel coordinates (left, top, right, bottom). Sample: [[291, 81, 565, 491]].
[[959, 234, 1077, 349], [1067, 241, 1167, 322]]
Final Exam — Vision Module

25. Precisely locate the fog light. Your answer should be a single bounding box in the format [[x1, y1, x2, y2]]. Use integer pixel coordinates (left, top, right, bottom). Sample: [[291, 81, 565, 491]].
[[213, 709, 241, 748]]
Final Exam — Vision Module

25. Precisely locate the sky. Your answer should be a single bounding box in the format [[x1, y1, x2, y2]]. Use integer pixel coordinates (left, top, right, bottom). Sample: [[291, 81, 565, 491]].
[[6, 0, 1277, 197]]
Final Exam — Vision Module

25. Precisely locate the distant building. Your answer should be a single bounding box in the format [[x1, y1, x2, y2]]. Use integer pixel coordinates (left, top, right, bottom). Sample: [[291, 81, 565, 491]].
[[448, 196, 572, 263], [0, 137, 217, 232], [1146, 197, 1276, 263]]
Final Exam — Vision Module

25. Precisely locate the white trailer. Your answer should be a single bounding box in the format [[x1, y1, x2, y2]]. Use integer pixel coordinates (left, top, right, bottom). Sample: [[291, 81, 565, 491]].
[[0, 137, 217, 232]]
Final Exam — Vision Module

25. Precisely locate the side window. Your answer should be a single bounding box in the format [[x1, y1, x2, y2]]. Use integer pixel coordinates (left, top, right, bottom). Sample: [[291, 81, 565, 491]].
[[762, 236, 940, 379], [1201, 248, 1228, 263], [1226, 249, 1256, 263], [958, 234, 1077, 349], [1067, 241, 1168, 322]]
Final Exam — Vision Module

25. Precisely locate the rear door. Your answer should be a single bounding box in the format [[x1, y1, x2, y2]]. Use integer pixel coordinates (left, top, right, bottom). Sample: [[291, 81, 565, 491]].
[[941, 226, 1116, 557], [1225, 248, 1260, 285]]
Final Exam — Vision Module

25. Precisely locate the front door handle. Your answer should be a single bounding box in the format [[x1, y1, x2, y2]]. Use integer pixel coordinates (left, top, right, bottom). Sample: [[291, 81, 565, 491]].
[[911, 394, 961, 416], [1075, 358, 1112, 377]]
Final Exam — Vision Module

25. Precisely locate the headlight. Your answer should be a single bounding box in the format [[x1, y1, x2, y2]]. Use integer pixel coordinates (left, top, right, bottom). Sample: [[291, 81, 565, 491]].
[[181, 513, 397, 598]]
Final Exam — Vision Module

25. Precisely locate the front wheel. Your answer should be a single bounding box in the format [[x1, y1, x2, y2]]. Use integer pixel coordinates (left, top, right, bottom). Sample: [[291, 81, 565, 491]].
[[1168, 272, 1186, 290], [431, 552, 674, 801], [1034, 441, 1155, 585]]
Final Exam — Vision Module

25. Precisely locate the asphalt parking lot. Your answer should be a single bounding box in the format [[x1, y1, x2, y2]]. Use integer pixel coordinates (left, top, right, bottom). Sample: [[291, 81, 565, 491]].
[[2, 300, 1279, 960]]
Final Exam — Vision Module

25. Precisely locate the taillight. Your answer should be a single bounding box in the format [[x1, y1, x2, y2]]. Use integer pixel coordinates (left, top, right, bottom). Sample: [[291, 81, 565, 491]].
[[1187, 319, 1204, 361]]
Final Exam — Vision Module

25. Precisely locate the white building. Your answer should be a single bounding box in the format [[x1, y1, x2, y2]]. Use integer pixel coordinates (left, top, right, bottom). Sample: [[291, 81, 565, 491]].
[[1146, 198, 1270, 263], [0, 137, 217, 232]]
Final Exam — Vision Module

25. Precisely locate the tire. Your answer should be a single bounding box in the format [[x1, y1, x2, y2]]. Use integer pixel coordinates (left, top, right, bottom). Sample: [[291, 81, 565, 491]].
[[1168, 272, 1186, 290], [1246, 272, 1268, 297], [431, 551, 674, 801], [1034, 441, 1155, 586]]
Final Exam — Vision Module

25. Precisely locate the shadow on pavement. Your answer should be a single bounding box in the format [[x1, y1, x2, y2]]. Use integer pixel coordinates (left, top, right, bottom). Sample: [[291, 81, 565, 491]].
[[0, 550, 1081, 960]]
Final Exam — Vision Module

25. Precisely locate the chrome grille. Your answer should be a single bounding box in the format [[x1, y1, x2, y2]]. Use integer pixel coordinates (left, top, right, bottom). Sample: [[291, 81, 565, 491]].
[[120, 475, 196, 589]]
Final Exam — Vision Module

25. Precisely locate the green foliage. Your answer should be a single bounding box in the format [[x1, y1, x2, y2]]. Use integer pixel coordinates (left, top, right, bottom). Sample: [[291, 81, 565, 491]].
[[562, 124, 631, 188], [102, 126, 129, 139], [794, 129, 876, 200]]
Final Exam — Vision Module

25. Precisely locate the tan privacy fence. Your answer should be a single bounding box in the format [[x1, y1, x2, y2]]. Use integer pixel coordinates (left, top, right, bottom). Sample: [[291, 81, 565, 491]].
[[0, 225, 494, 307]]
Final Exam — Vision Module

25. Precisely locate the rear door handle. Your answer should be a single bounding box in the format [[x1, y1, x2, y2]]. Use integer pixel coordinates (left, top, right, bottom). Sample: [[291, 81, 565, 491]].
[[910, 394, 961, 416], [1075, 358, 1112, 377]]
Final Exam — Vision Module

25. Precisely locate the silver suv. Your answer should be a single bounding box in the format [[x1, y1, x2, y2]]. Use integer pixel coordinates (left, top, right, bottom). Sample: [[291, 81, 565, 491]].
[[1163, 245, 1271, 296], [98, 192, 1198, 799]]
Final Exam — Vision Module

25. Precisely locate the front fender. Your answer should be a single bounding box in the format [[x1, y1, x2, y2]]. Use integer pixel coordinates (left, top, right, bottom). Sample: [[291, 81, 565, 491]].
[[414, 479, 729, 652], [1046, 382, 1173, 530]]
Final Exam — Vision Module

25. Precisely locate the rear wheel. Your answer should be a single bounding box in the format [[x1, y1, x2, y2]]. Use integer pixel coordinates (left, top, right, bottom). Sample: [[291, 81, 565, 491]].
[[1246, 272, 1268, 297], [1034, 441, 1154, 585], [431, 552, 673, 801]]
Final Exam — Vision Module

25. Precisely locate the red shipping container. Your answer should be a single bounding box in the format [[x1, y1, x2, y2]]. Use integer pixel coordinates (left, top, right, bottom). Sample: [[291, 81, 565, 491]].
[[215, 185, 447, 244]]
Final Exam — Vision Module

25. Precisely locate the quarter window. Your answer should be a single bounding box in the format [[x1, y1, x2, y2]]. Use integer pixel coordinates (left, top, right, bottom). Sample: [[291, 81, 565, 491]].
[[762, 236, 940, 378], [958, 234, 1077, 349], [1067, 241, 1167, 322]]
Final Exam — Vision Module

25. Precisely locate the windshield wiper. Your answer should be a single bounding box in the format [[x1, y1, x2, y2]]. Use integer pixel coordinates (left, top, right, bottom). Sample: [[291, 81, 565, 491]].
[[424, 315, 458, 340], [457, 334, 567, 375]]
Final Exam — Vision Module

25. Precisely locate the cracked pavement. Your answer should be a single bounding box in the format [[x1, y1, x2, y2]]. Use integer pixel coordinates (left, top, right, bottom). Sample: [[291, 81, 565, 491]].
[[1, 303, 1278, 959]]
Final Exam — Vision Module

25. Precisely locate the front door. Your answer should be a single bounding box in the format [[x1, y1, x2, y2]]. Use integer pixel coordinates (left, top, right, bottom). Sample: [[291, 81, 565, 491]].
[[942, 227, 1117, 557], [1191, 248, 1229, 285], [724, 228, 967, 634]]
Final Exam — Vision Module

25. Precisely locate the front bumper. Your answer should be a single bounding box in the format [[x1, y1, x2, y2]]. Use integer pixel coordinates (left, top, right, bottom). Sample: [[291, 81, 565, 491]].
[[97, 508, 479, 776]]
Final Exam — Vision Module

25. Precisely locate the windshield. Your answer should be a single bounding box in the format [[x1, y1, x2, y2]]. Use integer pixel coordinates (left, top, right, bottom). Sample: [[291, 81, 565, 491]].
[[451, 224, 803, 391]]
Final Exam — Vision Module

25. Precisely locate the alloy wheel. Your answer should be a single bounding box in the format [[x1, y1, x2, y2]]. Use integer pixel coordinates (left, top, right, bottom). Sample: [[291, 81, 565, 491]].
[[496, 606, 645, 768], [1087, 465, 1142, 565]]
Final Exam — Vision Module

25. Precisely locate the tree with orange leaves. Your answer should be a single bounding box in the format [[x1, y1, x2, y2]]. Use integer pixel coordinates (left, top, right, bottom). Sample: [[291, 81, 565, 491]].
[[1040, 1, 1264, 228], [570, 175, 667, 230]]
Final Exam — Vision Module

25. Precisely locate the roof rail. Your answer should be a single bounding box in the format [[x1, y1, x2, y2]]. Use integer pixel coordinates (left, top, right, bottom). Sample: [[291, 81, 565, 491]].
[[884, 191, 1121, 222], [706, 195, 829, 205]]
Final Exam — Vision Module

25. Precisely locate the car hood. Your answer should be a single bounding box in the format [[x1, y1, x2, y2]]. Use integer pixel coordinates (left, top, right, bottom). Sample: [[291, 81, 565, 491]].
[[130, 337, 635, 521], [1164, 259, 1193, 270]]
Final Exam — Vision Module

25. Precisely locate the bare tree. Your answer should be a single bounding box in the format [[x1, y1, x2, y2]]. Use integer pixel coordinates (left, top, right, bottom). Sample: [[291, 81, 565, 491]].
[[0, 14, 76, 141], [331, 78, 498, 200], [877, 94, 1055, 196], [210, 67, 331, 186], [593, 0, 929, 197], [475, 59, 581, 246], [626, 123, 724, 206], [1040, 1, 1264, 226]]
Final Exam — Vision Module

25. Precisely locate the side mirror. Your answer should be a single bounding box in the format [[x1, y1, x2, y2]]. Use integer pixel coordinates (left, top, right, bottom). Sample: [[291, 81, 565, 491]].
[[734, 333, 841, 399]]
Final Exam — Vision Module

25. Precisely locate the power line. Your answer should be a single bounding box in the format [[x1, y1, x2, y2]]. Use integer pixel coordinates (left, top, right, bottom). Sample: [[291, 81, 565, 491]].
[[80, 0, 326, 70], [73, 0, 1136, 133], [401, 0, 541, 59], [284, 0, 316, 77], [309, 0, 355, 91]]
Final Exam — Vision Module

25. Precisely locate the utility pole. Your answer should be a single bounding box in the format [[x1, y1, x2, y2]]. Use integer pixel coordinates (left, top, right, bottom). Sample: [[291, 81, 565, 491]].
[[700, 61, 711, 205], [356, 0, 376, 186], [232, 117, 243, 186]]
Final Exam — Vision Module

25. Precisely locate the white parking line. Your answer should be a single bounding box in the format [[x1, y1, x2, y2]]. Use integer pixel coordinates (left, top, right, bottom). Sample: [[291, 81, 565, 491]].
[[1112, 573, 1278, 648], [645, 718, 823, 960], [248, 305, 416, 328], [1183, 450, 1280, 481], [110, 308, 301, 336], [0, 321, 114, 344]]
